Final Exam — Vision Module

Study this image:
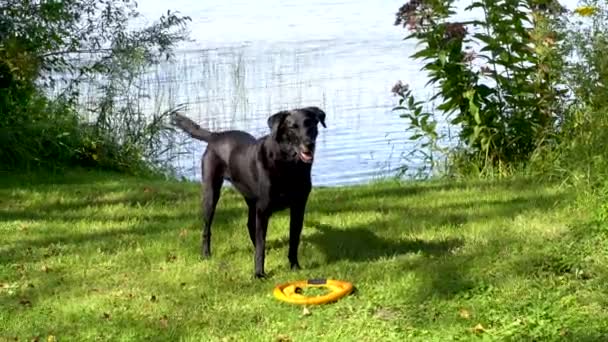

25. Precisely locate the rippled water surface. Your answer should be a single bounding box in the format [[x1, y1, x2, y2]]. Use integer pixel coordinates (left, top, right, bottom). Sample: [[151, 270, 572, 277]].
[[132, 0, 577, 186]]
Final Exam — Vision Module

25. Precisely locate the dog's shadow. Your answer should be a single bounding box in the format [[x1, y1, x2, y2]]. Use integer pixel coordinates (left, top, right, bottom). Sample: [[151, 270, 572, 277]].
[[268, 221, 463, 266]]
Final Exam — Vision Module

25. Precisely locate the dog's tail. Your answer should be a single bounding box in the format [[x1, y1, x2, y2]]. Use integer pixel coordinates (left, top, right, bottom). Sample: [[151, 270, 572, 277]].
[[171, 112, 214, 142]]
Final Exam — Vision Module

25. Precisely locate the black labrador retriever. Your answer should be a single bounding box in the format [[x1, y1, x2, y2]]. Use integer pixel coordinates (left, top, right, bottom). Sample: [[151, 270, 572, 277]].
[[172, 107, 326, 278]]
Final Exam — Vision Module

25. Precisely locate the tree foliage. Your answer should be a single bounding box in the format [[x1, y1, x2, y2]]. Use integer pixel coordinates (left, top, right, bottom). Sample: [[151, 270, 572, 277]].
[[0, 0, 190, 173]]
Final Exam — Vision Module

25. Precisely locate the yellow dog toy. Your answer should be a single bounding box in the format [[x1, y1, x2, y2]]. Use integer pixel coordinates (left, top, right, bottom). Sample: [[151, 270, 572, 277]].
[[273, 278, 354, 305]]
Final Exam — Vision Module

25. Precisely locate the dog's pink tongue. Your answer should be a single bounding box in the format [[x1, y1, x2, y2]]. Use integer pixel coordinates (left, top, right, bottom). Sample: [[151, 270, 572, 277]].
[[300, 151, 313, 162]]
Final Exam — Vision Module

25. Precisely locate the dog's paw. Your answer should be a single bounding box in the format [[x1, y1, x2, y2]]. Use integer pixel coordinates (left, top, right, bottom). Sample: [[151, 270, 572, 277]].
[[290, 262, 301, 270], [254, 272, 267, 279]]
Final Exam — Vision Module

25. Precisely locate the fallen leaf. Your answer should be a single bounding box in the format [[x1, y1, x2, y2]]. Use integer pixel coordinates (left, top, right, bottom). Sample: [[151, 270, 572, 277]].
[[47, 335, 57, 342], [31, 336, 40, 342], [302, 307, 311, 317], [471, 323, 486, 334], [41, 265, 51, 273], [166, 253, 177, 262], [159, 315, 169, 329], [458, 308, 471, 319], [179, 229, 189, 238], [275, 335, 291, 342]]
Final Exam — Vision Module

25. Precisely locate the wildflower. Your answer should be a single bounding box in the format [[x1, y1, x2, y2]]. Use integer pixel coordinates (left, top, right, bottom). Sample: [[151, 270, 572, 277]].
[[574, 6, 597, 17], [391, 80, 410, 96], [463, 50, 477, 63], [480, 66, 493, 76], [532, 1, 567, 15], [394, 0, 423, 27], [394, 0, 432, 31], [444, 22, 467, 41]]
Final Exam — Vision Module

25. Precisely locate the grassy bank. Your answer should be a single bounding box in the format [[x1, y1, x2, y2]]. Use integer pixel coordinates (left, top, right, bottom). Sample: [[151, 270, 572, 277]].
[[1, 170, 607, 341]]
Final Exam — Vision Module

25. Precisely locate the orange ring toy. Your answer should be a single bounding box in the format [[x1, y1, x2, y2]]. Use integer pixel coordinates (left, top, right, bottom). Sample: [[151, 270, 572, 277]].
[[273, 278, 354, 305]]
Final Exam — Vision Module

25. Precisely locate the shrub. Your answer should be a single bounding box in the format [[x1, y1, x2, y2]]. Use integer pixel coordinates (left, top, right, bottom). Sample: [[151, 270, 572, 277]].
[[392, 0, 567, 177], [0, 0, 190, 174]]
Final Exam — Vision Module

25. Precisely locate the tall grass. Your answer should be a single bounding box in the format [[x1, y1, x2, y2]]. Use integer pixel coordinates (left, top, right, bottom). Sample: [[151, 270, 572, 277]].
[[65, 45, 409, 184]]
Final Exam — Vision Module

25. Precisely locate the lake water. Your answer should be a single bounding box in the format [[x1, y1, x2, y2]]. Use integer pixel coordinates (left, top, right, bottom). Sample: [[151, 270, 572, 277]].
[[132, 0, 579, 186]]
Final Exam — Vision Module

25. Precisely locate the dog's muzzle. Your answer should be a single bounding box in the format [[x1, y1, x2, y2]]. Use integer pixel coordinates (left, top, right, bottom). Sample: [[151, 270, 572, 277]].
[[299, 144, 315, 163]]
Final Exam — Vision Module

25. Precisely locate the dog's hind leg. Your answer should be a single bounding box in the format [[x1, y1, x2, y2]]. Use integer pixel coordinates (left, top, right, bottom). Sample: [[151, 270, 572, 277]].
[[288, 202, 306, 270], [246, 198, 257, 248], [254, 206, 270, 278], [201, 152, 224, 259]]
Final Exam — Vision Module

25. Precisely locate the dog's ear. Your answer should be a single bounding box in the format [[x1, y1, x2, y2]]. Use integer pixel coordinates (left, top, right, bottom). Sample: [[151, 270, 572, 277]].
[[267, 111, 290, 138], [303, 106, 327, 128]]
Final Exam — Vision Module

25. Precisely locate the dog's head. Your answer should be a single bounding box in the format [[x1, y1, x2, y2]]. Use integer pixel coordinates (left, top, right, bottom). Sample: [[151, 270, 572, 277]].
[[267, 106, 327, 163]]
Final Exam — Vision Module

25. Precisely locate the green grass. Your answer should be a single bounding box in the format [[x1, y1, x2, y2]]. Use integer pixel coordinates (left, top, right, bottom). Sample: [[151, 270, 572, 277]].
[[1, 169, 608, 341]]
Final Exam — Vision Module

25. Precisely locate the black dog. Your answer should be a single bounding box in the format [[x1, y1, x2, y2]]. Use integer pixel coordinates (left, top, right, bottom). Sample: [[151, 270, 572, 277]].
[[172, 107, 326, 278]]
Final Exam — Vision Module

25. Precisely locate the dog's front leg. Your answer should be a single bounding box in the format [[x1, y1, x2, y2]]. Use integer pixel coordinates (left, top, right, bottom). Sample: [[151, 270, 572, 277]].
[[254, 208, 269, 278], [288, 202, 306, 270]]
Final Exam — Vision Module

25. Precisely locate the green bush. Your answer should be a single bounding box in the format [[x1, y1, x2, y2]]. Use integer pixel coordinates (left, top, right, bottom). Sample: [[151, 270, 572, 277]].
[[0, 0, 190, 174], [526, 1, 608, 191], [391, 0, 608, 191], [392, 0, 567, 177]]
